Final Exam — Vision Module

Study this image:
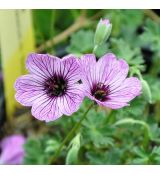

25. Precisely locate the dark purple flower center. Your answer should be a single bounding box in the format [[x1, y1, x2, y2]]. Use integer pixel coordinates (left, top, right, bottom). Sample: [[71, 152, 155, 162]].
[[91, 83, 110, 102], [44, 75, 67, 97]]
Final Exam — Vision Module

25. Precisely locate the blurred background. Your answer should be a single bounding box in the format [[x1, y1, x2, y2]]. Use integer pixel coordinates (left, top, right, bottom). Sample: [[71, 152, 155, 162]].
[[0, 9, 160, 164]]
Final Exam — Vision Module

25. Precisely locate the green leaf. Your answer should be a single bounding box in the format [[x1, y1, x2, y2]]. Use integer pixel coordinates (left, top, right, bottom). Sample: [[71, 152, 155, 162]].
[[105, 10, 144, 39], [149, 124, 160, 143], [66, 30, 94, 55], [117, 98, 147, 120], [140, 19, 160, 52], [132, 147, 150, 164], [23, 137, 49, 165], [23, 136, 61, 165], [82, 110, 114, 148], [111, 38, 145, 71], [132, 157, 149, 164], [133, 147, 148, 158], [86, 148, 123, 164], [45, 139, 61, 153], [152, 146, 160, 156]]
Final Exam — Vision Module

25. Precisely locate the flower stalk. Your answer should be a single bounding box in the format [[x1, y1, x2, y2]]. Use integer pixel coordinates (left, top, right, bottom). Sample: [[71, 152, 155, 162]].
[[49, 103, 94, 164], [114, 118, 151, 150]]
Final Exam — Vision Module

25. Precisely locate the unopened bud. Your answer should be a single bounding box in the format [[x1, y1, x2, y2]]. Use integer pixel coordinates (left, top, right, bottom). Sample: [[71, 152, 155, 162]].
[[94, 19, 112, 47]]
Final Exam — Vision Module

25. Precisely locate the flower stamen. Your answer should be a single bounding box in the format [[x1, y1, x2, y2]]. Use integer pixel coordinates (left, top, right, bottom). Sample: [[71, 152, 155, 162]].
[[44, 75, 67, 97], [92, 82, 110, 102]]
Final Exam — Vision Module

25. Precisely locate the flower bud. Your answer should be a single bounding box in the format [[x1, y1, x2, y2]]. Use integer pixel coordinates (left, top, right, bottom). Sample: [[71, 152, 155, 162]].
[[94, 19, 112, 47], [66, 133, 81, 165]]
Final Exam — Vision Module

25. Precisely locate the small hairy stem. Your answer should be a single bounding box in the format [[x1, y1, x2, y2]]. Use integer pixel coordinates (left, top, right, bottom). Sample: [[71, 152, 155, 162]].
[[105, 110, 116, 124], [114, 118, 151, 150], [49, 103, 94, 164], [143, 126, 150, 150]]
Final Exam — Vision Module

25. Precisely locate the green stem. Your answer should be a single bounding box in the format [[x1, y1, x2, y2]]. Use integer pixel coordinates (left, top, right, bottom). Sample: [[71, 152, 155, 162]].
[[49, 103, 94, 164], [143, 126, 150, 150], [136, 69, 143, 80], [105, 110, 116, 124]]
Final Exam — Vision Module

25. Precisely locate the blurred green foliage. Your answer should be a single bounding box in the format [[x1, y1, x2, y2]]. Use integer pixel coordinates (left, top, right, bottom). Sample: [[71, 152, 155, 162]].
[[67, 30, 94, 55], [23, 10, 160, 165]]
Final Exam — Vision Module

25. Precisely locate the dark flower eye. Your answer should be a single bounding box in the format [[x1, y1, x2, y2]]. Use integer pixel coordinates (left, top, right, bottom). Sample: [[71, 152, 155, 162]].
[[44, 75, 68, 97], [91, 83, 110, 102]]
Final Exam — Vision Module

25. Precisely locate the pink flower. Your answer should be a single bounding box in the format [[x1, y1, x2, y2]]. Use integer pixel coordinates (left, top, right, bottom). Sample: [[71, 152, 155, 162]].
[[80, 53, 142, 109], [14, 53, 85, 122], [0, 135, 25, 165]]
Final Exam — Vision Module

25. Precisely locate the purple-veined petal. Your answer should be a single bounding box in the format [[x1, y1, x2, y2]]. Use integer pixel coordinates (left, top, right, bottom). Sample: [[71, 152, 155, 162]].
[[80, 54, 98, 90], [97, 100, 129, 109], [59, 55, 81, 83], [80, 54, 97, 84], [31, 94, 63, 122], [80, 54, 96, 71], [14, 75, 45, 106], [106, 59, 129, 89], [58, 84, 85, 115], [96, 53, 129, 86], [26, 53, 59, 79], [103, 77, 142, 109], [81, 53, 118, 91]]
